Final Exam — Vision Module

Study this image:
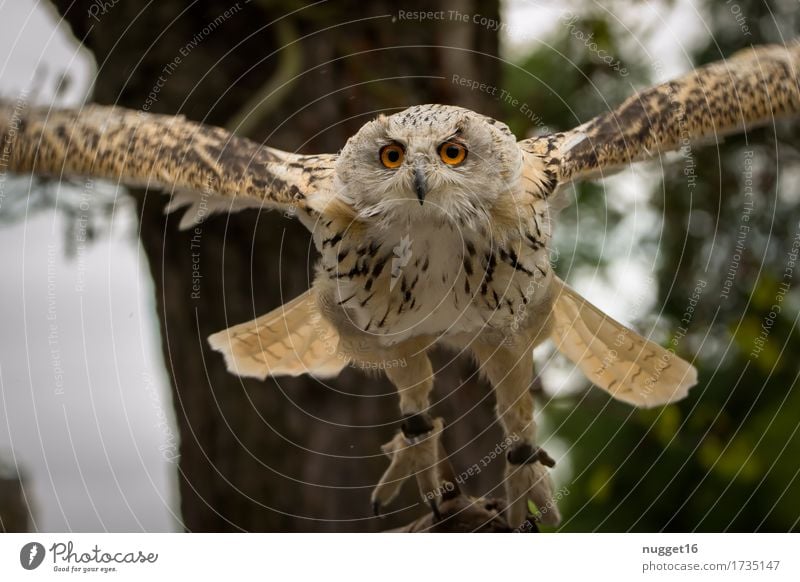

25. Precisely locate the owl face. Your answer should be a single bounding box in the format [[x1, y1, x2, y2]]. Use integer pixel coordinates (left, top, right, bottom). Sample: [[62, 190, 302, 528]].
[[334, 105, 523, 229]]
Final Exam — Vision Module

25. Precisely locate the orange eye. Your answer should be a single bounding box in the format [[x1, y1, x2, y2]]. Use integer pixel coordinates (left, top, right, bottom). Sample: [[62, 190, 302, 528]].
[[379, 143, 404, 168], [439, 141, 467, 165]]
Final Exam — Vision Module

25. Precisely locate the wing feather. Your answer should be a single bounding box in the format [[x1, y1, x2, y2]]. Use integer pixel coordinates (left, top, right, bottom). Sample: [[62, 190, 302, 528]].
[[208, 289, 348, 380], [550, 277, 697, 408], [0, 101, 336, 222], [521, 42, 800, 190]]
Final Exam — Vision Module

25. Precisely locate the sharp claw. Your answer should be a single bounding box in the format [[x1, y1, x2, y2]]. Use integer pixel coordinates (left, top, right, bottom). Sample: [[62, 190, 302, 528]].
[[538, 449, 556, 468], [371, 417, 445, 520], [504, 460, 561, 528]]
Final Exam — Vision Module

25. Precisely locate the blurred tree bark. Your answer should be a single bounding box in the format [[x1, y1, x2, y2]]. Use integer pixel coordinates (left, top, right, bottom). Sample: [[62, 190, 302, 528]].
[[49, 0, 508, 531], [0, 475, 30, 532]]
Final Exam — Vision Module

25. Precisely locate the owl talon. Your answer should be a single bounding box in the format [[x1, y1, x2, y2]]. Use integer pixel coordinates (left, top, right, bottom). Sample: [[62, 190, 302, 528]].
[[371, 417, 444, 516], [507, 442, 556, 468], [504, 447, 561, 528], [401, 412, 435, 442]]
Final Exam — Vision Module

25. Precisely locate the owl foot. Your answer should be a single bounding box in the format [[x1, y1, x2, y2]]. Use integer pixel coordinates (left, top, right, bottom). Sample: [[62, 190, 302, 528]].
[[507, 442, 556, 467], [504, 443, 560, 528], [371, 414, 444, 519]]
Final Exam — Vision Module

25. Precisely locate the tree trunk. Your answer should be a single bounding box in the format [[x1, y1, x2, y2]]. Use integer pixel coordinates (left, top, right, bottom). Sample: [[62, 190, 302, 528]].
[[0, 475, 30, 532], [51, 0, 505, 531]]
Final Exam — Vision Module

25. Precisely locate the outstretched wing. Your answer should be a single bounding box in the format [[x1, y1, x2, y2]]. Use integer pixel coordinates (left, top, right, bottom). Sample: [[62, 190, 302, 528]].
[[549, 277, 697, 408], [0, 101, 337, 226], [208, 288, 348, 380], [520, 43, 800, 193]]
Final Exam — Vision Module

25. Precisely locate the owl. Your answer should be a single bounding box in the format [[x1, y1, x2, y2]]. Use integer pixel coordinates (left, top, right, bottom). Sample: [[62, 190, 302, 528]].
[[2, 43, 798, 528]]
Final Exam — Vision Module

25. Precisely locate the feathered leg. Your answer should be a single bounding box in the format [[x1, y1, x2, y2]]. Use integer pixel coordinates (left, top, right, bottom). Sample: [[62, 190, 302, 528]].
[[471, 340, 561, 527], [369, 347, 444, 518]]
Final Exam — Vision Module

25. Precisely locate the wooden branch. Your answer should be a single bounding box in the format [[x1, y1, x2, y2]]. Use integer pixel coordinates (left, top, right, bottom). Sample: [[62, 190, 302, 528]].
[[387, 495, 518, 533]]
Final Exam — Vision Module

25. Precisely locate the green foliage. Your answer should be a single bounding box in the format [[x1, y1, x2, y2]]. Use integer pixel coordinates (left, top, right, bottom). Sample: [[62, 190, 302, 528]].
[[503, 2, 800, 531]]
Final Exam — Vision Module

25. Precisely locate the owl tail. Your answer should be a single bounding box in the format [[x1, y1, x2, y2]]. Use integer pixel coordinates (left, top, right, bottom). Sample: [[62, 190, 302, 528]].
[[208, 289, 348, 380], [549, 277, 698, 408]]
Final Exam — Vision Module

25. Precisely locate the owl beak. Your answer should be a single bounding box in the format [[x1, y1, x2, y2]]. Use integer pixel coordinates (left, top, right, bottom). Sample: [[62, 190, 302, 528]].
[[414, 167, 427, 205]]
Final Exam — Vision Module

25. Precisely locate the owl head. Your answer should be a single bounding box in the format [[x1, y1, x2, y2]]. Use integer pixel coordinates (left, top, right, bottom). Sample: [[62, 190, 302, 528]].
[[334, 104, 523, 230]]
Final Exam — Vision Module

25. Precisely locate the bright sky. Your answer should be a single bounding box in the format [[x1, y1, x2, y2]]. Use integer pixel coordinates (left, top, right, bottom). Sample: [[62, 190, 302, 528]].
[[0, 1, 179, 531]]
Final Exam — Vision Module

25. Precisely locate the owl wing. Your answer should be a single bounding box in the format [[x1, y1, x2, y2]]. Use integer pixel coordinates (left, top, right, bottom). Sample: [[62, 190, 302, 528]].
[[208, 288, 349, 380], [0, 101, 338, 227], [519, 43, 800, 192], [549, 277, 697, 408]]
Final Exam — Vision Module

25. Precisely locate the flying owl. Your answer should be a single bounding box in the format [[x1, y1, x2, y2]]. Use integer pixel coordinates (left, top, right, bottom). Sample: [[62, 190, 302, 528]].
[[2, 43, 799, 528]]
